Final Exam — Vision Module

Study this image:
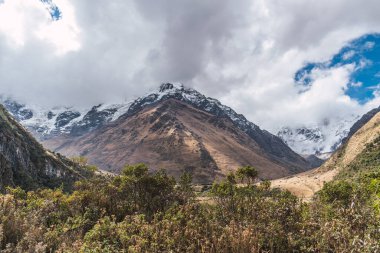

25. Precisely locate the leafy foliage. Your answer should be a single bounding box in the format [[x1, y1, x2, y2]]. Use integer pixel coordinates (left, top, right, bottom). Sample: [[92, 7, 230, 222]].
[[0, 164, 379, 252], [236, 166, 258, 186]]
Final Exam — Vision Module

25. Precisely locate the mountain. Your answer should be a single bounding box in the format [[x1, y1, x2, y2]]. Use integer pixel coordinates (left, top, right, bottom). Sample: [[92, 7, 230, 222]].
[[0, 96, 131, 140], [322, 108, 380, 172], [0, 104, 88, 192], [2, 84, 317, 163], [277, 116, 359, 158], [272, 106, 380, 198], [1, 83, 341, 165], [43, 98, 312, 183], [4, 83, 311, 184], [1, 84, 360, 163], [341, 105, 380, 145]]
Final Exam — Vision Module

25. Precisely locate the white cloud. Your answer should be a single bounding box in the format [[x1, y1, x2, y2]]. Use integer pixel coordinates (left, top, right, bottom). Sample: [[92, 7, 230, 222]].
[[351, 81, 363, 87], [0, 0, 79, 54], [0, 0, 380, 131], [367, 84, 380, 90], [342, 50, 355, 60], [222, 64, 363, 130], [0, 0, 45, 47], [364, 41, 375, 49], [35, 0, 80, 55]]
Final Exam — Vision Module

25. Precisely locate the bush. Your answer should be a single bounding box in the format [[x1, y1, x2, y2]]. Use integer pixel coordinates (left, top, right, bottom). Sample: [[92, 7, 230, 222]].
[[0, 164, 379, 252]]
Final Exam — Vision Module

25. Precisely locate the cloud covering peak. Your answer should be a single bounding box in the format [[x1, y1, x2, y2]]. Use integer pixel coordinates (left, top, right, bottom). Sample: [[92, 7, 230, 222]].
[[0, 0, 380, 131]]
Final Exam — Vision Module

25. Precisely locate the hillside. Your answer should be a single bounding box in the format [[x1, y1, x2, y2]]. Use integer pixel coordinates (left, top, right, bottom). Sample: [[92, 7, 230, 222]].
[[0, 104, 89, 191], [1, 88, 379, 251], [272, 109, 380, 198], [2, 136, 379, 252], [44, 99, 310, 184], [340, 105, 380, 145], [2, 84, 316, 183]]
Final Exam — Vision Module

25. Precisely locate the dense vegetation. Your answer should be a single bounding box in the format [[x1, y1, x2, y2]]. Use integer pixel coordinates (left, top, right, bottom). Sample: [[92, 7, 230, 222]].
[[0, 158, 380, 252]]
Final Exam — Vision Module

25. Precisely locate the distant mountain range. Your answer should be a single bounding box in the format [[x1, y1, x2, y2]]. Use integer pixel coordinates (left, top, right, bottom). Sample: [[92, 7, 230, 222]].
[[1, 84, 366, 162], [273, 101, 380, 198], [2, 82, 380, 185], [1, 83, 316, 183], [277, 106, 380, 159], [277, 116, 360, 159]]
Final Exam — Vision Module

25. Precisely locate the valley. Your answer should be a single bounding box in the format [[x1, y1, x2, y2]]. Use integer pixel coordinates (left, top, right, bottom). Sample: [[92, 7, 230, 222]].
[[1, 1, 380, 251], [2, 83, 313, 183], [1, 83, 380, 252], [272, 104, 380, 198]]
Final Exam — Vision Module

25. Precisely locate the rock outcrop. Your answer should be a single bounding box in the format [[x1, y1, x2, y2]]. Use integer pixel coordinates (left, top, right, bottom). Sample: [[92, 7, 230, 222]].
[[0, 104, 88, 191]]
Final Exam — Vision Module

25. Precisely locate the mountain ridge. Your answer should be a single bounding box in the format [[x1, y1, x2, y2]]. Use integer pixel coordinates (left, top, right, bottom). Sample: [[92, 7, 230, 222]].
[[43, 98, 311, 183], [2, 83, 312, 165], [0, 104, 89, 191], [2, 83, 366, 161], [340, 105, 380, 145]]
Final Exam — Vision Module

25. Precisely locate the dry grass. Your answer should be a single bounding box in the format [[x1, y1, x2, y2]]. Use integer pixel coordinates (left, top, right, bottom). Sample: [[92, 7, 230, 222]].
[[270, 168, 339, 200]]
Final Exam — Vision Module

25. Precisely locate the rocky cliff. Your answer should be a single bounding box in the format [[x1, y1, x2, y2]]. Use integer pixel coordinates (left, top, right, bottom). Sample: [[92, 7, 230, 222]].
[[0, 104, 88, 191]]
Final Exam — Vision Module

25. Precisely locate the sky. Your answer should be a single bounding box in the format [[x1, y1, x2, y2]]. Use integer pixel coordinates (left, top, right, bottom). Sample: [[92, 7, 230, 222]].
[[0, 0, 380, 132]]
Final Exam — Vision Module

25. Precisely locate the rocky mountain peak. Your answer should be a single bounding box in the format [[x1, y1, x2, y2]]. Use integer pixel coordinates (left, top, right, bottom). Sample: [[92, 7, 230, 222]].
[[2, 83, 317, 173], [159, 82, 184, 92], [44, 98, 311, 183]]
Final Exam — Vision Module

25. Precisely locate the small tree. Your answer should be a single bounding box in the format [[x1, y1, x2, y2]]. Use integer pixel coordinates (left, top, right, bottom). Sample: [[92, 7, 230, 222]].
[[71, 156, 89, 167], [121, 163, 149, 179], [119, 164, 176, 219], [236, 166, 258, 186], [178, 172, 194, 203], [259, 180, 271, 191], [226, 171, 237, 185], [211, 172, 237, 216]]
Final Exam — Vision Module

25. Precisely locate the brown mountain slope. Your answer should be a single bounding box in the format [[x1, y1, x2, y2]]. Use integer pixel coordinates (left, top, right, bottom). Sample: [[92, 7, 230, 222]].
[[272, 110, 380, 198], [44, 99, 309, 184]]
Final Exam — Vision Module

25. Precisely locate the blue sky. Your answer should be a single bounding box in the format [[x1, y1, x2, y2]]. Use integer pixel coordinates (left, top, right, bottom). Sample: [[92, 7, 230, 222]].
[[295, 33, 380, 104], [40, 0, 61, 20]]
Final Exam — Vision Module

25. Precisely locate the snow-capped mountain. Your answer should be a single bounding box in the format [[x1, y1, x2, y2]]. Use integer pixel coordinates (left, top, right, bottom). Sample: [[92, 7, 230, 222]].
[[1, 83, 311, 169], [119, 83, 270, 141], [37, 83, 314, 181], [0, 96, 131, 139], [0, 83, 268, 141], [1, 84, 363, 161], [277, 116, 360, 158]]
